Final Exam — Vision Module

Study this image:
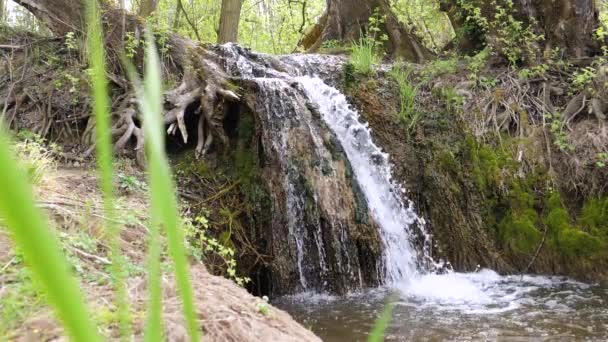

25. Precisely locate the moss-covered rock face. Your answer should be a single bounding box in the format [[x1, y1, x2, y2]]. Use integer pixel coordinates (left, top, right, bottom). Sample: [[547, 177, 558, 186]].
[[340, 64, 608, 283], [175, 80, 386, 297]]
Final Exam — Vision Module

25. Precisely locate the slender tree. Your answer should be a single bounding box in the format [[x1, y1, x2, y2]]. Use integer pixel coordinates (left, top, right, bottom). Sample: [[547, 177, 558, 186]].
[[0, 0, 5, 23], [217, 0, 243, 43]]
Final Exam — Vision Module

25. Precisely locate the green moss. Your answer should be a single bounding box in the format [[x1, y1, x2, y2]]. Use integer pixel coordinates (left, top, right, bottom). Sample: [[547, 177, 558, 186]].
[[579, 197, 608, 239], [498, 208, 541, 254], [558, 228, 604, 258], [543, 192, 607, 258]]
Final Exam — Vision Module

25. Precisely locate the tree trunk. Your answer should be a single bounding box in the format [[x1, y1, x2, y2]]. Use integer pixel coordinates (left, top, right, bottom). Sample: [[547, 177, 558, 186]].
[[300, 0, 433, 63], [12, 0, 85, 35], [0, 0, 5, 22], [138, 0, 158, 18], [440, 0, 601, 58], [217, 0, 242, 43]]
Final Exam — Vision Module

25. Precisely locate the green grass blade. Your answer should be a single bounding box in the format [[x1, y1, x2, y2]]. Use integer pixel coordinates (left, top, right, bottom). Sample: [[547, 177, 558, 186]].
[[84, 0, 131, 338], [0, 134, 101, 341], [142, 30, 201, 342], [367, 298, 396, 342], [127, 31, 201, 341], [122, 60, 164, 342]]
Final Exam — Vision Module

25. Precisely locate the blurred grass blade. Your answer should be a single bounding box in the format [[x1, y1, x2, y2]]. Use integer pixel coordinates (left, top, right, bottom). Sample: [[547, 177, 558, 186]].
[[84, 0, 131, 338], [367, 298, 396, 342], [126, 31, 201, 341], [122, 56, 164, 342], [0, 134, 101, 341]]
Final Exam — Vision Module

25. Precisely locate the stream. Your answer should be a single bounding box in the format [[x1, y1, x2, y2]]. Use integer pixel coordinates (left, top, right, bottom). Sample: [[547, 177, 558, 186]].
[[275, 270, 608, 340]]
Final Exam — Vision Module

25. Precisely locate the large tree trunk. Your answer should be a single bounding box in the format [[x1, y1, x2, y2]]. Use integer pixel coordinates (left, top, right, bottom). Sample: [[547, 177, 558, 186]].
[[217, 0, 242, 43], [301, 0, 433, 63], [440, 0, 601, 58], [12, 0, 85, 35], [138, 0, 158, 17]]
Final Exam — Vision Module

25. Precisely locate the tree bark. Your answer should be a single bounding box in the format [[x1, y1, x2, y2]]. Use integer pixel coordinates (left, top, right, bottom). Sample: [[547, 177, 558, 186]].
[[300, 0, 433, 63], [217, 0, 243, 43], [0, 0, 5, 22], [440, 0, 601, 58], [138, 0, 158, 18], [12, 0, 85, 35]]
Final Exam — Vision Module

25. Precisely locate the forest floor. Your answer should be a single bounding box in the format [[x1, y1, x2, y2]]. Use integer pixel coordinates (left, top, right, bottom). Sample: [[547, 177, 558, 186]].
[[0, 147, 320, 341]]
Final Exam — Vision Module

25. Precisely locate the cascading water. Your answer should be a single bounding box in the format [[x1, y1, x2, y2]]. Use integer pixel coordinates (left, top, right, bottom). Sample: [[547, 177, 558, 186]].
[[216, 44, 430, 290], [296, 76, 427, 283]]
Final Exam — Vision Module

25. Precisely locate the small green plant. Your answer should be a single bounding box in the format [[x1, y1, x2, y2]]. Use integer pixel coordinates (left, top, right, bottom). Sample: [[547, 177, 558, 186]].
[[434, 86, 465, 113], [183, 215, 250, 286], [570, 66, 596, 95], [466, 47, 491, 80], [256, 296, 270, 316], [478, 75, 499, 88], [389, 66, 421, 134], [547, 112, 575, 152], [350, 35, 380, 75], [118, 173, 147, 192], [320, 39, 343, 51], [64, 73, 80, 94], [595, 152, 608, 168], [12, 131, 58, 184], [518, 63, 549, 79], [124, 31, 141, 59], [65, 31, 78, 51], [421, 58, 458, 82], [349, 9, 387, 75]]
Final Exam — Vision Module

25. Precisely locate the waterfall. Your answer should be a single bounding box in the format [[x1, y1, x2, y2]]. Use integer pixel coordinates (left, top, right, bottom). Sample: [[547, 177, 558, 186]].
[[215, 44, 430, 290], [296, 77, 427, 283]]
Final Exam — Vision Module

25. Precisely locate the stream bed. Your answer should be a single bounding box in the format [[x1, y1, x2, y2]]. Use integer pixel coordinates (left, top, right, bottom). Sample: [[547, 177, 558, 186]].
[[275, 270, 608, 341]]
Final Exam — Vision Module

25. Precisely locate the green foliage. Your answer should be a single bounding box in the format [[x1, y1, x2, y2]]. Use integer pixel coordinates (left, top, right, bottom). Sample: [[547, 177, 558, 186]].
[[0, 266, 46, 337], [421, 58, 458, 82], [12, 131, 58, 184], [350, 35, 380, 75], [65, 31, 78, 51], [118, 173, 147, 192], [595, 152, 608, 168], [546, 112, 575, 152], [256, 296, 270, 316], [498, 183, 541, 254], [458, 0, 543, 65], [518, 63, 549, 79], [466, 47, 491, 78], [389, 66, 420, 134], [349, 9, 389, 75], [433, 86, 465, 114], [124, 31, 141, 59], [570, 66, 596, 95], [183, 214, 250, 286]]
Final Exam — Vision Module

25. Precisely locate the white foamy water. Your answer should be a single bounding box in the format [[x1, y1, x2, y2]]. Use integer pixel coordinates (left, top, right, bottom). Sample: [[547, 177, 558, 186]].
[[276, 270, 608, 340], [297, 76, 427, 283]]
